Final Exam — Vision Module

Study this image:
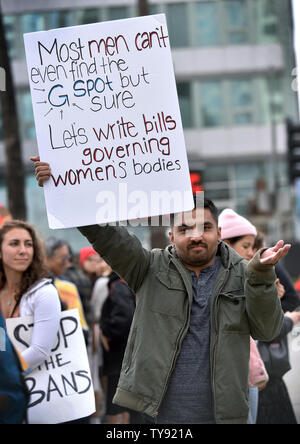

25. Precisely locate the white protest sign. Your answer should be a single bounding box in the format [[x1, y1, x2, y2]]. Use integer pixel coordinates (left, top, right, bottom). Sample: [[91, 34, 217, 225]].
[[24, 14, 194, 229], [6, 309, 95, 424]]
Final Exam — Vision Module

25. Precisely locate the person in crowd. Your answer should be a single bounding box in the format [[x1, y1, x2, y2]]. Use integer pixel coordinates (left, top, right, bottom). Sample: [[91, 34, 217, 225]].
[[0, 310, 29, 424], [218, 208, 268, 425], [77, 246, 102, 423], [44, 236, 93, 424], [0, 205, 12, 228], [60, 244, 94, 326], [44, 237, 89, 336], [58, 243, 101, 423], [295, 278, 300, 299], [253, 231, 300, 424], [254, 232, 300, 313], [79, 246, 101, 289], [89, 257, 113, 423], [100, 271, 136, 424], [218, 209, 257, 261], [0, 220, 61, 373], [90, 257, 113, 325], [33, 160, 289, 424], [256, 309, 300, 424]]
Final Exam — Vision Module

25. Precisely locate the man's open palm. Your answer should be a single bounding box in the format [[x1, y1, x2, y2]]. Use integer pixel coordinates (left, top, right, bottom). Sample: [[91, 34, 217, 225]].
[[260, 240, 291, 265]]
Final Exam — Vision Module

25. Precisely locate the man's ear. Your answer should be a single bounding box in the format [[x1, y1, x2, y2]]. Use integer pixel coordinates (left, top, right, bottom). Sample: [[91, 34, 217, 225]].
[[217, 227, 222, 242], [169, 230, 175, 244]]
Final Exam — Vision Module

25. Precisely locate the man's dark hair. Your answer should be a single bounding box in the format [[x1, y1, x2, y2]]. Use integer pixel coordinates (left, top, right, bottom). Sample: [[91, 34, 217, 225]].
[[170, 196, 218, 227], [203, 197, 218, 225]]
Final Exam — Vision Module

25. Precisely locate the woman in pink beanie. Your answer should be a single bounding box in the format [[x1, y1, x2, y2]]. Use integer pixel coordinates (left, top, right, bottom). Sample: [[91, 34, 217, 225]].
[[218, 208, 266, 425], [218, 209, 257, 261]]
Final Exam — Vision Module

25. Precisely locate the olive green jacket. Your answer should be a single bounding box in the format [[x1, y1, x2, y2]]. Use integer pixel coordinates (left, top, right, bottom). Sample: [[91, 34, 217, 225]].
[[78, 224, 284, 424]]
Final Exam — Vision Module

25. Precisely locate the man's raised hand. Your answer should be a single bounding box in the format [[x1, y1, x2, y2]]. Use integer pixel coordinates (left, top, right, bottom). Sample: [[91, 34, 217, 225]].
[[30, 156, 51, 187], [260, 240, 291, 265]]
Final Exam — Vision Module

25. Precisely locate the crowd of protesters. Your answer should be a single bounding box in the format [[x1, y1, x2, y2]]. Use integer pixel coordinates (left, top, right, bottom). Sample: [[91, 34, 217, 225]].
[[1, 187, 300, 424]]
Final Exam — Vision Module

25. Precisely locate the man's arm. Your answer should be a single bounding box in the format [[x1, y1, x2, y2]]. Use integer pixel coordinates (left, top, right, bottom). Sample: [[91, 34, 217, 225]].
[[245, 241, 290, 341], [78, 224, 152, 293]]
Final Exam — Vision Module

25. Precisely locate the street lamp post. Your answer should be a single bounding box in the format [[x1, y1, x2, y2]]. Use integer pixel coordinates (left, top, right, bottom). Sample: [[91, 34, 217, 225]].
[[269, 68, 281, 241], [0, 6, 27, 220]]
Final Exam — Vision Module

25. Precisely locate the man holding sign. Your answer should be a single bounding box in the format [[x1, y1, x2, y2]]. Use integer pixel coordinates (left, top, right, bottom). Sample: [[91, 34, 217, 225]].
[[28, 12, 288, 424], [32, 161, 288, 424]]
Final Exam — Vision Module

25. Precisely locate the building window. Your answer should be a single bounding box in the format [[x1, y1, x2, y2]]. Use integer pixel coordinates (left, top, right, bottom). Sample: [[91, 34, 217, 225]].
[[149, 5, 161, 15], [17, 91, 35, 140], [106, 6, 130, 21], [234, 162, 266, 183], [202, 164, 231, 202], [76, 9, 102, 25], [230, 79, 254, 124], [203, 164, 229, 183], [177, 82, 193, 128], [21, 13, 46, 34], [267, 76, 284, 123], [47, 11, 73, 29], [166, 3, 189, 48], [200, 81, 224, 127], [257, 0, 279, 43], [261, 0, 278, 38], [3, 14, 22, 59], [224, 0, 249, 44], [193, 1, 220, 47], [259, 75, 284, 124]]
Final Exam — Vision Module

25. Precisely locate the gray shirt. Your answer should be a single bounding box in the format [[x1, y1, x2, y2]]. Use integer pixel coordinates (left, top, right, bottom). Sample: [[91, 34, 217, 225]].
[[157, 256, 222, 424]]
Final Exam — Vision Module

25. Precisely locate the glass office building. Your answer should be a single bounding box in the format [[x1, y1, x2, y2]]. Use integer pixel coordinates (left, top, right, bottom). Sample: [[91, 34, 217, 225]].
[[0, 0, 298, 245]]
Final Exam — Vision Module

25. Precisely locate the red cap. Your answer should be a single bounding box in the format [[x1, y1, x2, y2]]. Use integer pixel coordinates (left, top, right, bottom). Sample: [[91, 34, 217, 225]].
[[79, 246, 98, 267]]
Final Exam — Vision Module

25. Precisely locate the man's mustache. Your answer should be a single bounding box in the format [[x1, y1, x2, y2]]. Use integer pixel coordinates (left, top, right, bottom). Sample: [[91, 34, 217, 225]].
[[188, 242, 207, 249]]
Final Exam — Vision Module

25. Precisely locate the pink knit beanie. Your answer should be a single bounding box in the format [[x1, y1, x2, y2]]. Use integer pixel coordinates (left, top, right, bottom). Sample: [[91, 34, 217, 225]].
[[218, 209, 257, 240]]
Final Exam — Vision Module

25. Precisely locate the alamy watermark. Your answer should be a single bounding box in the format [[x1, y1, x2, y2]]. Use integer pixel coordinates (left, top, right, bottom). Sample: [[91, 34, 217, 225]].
[[0, 327, 5, 352], [0, 67, 5, 92], [95, 186, 205, 236]]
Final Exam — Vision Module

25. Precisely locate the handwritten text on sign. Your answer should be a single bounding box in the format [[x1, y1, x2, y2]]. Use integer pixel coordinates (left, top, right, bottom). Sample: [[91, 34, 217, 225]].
[[24, 15, 193, 228], [6, 310, 95, 424]]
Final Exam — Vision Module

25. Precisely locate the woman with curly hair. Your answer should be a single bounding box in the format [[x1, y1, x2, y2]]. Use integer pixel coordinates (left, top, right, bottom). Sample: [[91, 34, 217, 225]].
[[0, 220, 61, 372]]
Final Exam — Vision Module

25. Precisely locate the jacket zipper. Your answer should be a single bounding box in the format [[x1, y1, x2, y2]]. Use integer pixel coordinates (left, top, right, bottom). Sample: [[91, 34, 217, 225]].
[[211, 268, 230, 423], [152, 304, 191, 419], [152, 261, 192, 419]]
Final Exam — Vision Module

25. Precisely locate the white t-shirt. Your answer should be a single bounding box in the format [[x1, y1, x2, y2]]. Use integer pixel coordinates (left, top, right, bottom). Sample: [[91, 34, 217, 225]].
[[19, 278, 61, 371]]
